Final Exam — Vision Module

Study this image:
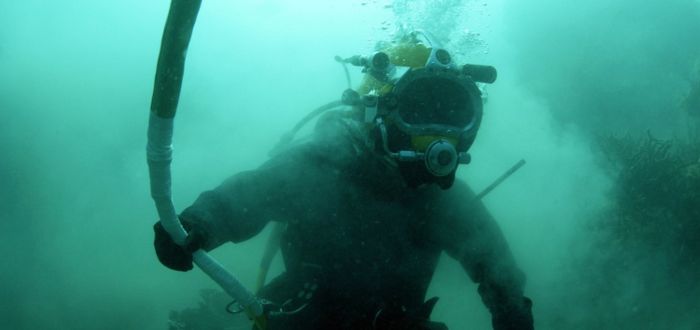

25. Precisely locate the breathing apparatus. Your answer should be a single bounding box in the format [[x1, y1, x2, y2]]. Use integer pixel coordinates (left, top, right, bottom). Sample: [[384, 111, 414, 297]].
[[337, 30, 498, 188]]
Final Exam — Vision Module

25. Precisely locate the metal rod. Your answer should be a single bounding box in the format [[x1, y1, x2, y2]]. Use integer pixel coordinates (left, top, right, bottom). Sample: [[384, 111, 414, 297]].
[[475, 159, 526, 200]]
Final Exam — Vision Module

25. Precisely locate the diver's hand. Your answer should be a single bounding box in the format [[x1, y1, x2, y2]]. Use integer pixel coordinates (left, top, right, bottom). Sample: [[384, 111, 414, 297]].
[[153, 220, 205, 272], [492, 297, 534, 330]]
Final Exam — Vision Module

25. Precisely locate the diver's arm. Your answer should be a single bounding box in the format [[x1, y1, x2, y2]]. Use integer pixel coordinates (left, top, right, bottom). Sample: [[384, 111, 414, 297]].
[[178, 155, 303, 251], [438, 181, 534, 330], [177, 113, 361, 251]]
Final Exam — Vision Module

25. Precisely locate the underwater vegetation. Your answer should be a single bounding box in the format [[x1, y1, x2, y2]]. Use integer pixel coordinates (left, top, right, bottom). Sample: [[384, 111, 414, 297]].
[[505, 0, 700, 325], [544, 133, 700, 330], [599, 133, 700, 256]]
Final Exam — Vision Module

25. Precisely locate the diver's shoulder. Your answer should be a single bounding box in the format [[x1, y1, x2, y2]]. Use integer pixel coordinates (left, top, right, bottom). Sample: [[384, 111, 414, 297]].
[[266, 115, 368, 169], [310, 114, 372, 161], [314, 111, 368, 142]]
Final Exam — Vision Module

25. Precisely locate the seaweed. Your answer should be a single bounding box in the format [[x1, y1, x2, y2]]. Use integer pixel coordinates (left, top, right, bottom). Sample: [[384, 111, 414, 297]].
[[597, 133, 700, 267], [552, 133, 700, 328], [542, 133, 700, 329]]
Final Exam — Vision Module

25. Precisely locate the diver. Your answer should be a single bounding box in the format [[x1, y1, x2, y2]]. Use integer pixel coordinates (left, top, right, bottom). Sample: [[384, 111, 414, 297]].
[[154, 31, 534, 330]]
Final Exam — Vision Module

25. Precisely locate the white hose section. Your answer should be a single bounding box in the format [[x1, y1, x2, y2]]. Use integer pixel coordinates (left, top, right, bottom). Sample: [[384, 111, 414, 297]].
[[147, 112, 263, 316]]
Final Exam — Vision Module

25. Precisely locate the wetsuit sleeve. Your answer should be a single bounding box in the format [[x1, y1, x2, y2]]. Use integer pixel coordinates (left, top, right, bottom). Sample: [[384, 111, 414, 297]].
[[178, 151, 312, 250], [435, 181, 534, 330], [178, 115, 362, 251]]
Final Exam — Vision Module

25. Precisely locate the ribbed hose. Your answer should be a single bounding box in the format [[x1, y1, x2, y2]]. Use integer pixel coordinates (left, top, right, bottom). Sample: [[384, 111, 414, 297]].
[[147, 0, 264, 324]]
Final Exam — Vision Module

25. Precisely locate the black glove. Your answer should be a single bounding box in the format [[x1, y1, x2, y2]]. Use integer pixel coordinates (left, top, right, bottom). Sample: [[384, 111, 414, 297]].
[[153, 220, 206, 272], [373, 297, 448, 330], [492, 297, 534, 330]]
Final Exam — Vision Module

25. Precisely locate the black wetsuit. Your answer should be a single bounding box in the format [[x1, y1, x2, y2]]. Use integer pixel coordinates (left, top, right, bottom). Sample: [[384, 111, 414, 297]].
[[180, 116, 533, 330]]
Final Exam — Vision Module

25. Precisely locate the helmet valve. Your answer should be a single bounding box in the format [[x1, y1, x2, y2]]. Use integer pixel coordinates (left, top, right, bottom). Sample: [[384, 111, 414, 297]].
[[424, 139, 458, 177]]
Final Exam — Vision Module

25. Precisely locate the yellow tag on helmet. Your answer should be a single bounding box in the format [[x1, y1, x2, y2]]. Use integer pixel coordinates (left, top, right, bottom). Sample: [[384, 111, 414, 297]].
[[385, 42, 431, 68], [411, 135, 458, 152]]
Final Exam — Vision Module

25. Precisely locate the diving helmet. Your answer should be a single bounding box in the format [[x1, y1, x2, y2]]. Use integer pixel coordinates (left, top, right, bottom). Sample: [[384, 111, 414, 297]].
[[340, 31, 497, 188]]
